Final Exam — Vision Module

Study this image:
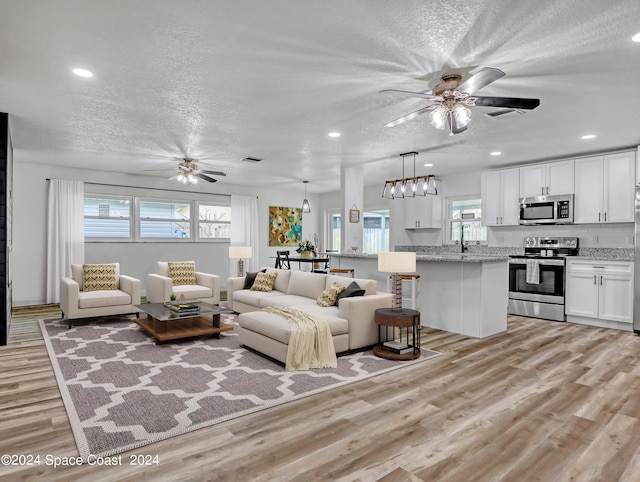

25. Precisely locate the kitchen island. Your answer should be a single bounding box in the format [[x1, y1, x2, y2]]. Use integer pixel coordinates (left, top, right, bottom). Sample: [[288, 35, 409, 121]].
[[330, 253, 509, 338]]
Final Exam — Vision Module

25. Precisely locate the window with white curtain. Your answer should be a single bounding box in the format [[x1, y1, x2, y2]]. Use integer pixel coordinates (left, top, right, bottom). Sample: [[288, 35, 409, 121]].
[[84, 194, 230, 242]]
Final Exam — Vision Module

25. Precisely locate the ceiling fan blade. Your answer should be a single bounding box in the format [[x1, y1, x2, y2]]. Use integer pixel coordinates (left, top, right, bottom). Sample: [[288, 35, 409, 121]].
[[450, 113, 468, 135], [144, 168, 175, 172], [379, 89, 438, 100], [384, 105, 436, 128], [195, 173, 218, 183], [199, 170, 226, 176], [457, 67, 505, 94], [474, 96, 540, 110]]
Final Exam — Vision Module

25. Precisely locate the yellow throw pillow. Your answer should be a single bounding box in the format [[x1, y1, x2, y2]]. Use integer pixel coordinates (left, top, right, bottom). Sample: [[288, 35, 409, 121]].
[[83, 263, 117, 292], [250, 272, 278, 292], [168, 261, 196, 286], [317, 282, 345, 307]]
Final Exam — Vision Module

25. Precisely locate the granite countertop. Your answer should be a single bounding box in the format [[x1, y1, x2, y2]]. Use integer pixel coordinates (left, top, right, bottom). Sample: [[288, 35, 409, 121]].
[[328, 253, 509, 263]]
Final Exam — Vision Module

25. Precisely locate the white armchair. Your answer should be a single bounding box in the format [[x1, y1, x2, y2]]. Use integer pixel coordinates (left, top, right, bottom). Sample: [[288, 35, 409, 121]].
[[60, 263, 141, 328], [146, 261, 220, 305]]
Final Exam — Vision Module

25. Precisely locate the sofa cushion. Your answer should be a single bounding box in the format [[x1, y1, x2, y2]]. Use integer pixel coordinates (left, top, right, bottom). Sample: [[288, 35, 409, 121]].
[[251, 272, 278, 292], [172, 285, 213, 300], [287, 271, 327, 299], [326, 274, 376, 295], [259, 294, 317, 309], [265, 268, 291, 293], [238, 308, 348, 344], [295, 304, 349, 335], [243, 269, 266, 289], [234, 289, 284, 306], [335, 281, 366, 305], [168, 261, 197, 286], [83, 263, 118, 291], [78, 289, 131, 309], [317, 282, 345, 307]]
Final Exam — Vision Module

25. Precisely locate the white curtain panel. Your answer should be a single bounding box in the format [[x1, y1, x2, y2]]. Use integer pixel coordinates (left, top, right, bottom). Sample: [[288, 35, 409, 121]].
[[230, 195, 259, 275], [46, 179, 85, 303]]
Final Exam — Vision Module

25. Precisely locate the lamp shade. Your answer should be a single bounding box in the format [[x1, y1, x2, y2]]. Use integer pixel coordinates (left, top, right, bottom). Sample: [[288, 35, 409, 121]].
[[378, 251, 416, 273], [228, 246, 252, 259]]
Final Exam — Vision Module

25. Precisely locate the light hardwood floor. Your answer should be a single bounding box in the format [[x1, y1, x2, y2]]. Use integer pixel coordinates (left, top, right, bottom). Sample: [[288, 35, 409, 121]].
[[2, 306, 640, 481]]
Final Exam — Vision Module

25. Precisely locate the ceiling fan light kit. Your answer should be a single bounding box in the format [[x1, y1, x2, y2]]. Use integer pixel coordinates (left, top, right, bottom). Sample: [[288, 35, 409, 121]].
[[145, 158, 227, 185], [382, 152, 438, 199], [380, 67, 540, 135]]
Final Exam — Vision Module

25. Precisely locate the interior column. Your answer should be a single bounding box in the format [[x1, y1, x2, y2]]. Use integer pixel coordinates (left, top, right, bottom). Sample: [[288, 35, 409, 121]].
[[340, 167, 363, 253]]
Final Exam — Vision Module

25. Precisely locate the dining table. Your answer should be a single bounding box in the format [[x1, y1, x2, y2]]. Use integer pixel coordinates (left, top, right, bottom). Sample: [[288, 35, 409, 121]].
[[270, 255, 330, 270]]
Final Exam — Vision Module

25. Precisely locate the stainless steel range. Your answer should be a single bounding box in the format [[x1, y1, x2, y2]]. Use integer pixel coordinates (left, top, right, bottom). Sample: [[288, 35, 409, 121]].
[[508, 236, 579, 322]]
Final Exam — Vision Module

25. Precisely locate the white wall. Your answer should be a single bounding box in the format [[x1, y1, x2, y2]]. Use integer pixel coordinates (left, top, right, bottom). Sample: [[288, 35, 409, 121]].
[[13, 162, 320, 306]]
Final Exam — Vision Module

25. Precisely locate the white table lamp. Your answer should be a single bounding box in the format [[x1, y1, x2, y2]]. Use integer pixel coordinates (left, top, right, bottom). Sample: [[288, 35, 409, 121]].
[[378, 251, 417, 311], [229, 246, 253, 277]]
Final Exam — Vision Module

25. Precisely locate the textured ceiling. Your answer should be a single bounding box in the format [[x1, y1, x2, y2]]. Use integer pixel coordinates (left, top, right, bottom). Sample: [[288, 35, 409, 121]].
[[1, 0, 640, 193]]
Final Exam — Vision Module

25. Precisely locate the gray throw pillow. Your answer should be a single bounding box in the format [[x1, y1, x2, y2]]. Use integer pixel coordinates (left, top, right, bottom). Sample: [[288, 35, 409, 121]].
[[334, 281, 365, 306]]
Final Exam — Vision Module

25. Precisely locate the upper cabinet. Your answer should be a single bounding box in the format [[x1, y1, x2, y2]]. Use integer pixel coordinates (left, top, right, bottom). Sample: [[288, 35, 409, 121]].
[[404, 181, 442, 229], [482, 167, 520, 226], [519, 160, 575, 197], [574, 151, 636, 224]]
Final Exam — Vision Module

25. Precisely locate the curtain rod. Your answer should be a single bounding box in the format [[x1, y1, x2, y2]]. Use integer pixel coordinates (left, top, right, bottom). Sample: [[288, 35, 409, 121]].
[[45, 178, 233, 197]]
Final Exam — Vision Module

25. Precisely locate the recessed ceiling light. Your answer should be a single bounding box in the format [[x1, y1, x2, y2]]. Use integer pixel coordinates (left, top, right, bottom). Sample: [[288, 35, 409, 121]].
[[328, 132, 341, 138], [490, 151, 502, 156], [424, 163, 433, 167], [632, 32, 640, 42], [581, 134, 596, 140], [72, 68, 93, 78]]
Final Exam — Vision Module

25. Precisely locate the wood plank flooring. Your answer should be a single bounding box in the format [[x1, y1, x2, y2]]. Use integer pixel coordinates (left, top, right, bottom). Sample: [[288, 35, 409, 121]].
[[2, 306, 640, 481]]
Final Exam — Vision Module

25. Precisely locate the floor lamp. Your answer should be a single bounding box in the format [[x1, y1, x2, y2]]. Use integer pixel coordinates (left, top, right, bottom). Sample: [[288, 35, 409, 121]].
[[229, 246, 253, 277], [378, 251, 417, 311]]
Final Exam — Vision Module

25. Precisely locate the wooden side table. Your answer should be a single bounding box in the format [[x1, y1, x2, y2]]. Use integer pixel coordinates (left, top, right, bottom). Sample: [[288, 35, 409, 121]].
[[373, 308, 421, 360]]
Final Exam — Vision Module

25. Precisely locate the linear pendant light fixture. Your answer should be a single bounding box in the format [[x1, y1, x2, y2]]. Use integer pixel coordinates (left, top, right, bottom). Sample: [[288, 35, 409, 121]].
[[382, 151, 438, 199], [301, 180, 311, 213]]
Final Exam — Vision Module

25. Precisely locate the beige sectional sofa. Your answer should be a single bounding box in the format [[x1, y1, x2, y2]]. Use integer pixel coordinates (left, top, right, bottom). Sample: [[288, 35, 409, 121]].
[[227, 268, 393, 364]]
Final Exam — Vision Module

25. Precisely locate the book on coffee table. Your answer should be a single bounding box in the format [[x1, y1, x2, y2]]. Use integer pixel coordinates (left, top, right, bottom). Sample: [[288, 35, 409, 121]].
[[164, 302, 201, 314]]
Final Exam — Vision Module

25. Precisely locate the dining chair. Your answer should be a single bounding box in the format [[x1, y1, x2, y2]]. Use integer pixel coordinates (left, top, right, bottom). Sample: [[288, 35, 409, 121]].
[[276, 250, 291, 269]]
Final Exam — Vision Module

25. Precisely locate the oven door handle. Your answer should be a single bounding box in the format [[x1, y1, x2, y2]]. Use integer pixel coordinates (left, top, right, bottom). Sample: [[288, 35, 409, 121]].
[[509, 258, 565, 266]]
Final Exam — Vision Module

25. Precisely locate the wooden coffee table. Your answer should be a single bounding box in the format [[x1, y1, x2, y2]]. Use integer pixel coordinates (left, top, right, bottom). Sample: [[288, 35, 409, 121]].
[[135, 302, 234, 344]]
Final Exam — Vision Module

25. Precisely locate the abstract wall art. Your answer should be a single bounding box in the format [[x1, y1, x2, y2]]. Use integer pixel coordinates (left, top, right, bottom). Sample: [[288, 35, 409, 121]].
[[269, 206, 302, 246]]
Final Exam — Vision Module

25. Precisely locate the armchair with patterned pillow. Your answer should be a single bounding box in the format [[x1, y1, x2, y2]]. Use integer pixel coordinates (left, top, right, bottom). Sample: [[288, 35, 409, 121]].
[[146, 261, 220, 305], [60, 263, 142, 328]]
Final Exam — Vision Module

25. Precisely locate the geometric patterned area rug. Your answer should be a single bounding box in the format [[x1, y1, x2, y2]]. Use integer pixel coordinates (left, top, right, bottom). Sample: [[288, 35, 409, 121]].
[[40, 314, 441, 459]]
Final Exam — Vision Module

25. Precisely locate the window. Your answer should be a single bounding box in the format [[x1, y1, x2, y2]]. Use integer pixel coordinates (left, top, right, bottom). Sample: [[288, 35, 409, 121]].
[[84, 196, 132, 238], [362, 210, 389, 253], [139, 200, 191, 238], [84, 194, 230, 241], [447, 196, 487, 244], [326, 208, 390, 253], [198, 204, 231, 239], [328, 210, 341, 251]]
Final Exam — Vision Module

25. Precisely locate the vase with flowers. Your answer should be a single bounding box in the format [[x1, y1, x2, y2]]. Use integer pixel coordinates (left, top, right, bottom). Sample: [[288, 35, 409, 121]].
[[296, 239, 317, 258]]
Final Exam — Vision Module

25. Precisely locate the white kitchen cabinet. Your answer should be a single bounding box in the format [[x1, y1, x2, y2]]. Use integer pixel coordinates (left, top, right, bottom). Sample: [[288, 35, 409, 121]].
[[565, 260, 634, 325], [519, 160, 574, 197], [574, 151, 636, 224], [482, 167, 520, 226], [404, 184, 442, 229]]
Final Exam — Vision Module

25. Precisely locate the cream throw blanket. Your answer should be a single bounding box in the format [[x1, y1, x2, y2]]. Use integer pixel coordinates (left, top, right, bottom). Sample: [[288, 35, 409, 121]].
[[263, 307, 338, 371]]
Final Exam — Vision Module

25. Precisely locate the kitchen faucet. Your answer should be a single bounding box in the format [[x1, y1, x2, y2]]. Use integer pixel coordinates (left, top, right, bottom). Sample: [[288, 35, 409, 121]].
[[460, 223, 468, 253]]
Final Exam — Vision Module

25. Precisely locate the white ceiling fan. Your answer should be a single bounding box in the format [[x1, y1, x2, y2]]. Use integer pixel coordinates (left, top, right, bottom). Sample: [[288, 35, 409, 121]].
[[145, 158, 227, 184]]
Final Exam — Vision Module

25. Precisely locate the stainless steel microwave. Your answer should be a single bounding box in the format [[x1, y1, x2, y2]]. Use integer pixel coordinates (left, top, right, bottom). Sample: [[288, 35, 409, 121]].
[[519, 194, 574, 225]]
